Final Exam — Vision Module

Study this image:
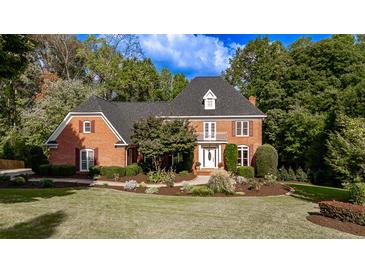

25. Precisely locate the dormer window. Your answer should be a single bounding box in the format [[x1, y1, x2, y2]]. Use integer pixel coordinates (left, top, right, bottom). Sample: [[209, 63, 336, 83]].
[[203, 89, 217, 110]]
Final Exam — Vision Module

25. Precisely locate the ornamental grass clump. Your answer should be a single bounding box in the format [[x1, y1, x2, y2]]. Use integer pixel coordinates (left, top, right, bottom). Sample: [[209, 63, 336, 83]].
[[208, 171, 235, 195]]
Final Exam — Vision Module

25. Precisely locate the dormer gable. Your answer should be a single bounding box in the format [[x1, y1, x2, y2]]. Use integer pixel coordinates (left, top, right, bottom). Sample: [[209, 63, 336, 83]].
[[203, 89, 217, 110]]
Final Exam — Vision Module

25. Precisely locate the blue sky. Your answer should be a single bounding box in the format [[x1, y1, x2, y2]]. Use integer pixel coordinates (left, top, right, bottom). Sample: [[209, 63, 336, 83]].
[[77, 34, 331, 79]]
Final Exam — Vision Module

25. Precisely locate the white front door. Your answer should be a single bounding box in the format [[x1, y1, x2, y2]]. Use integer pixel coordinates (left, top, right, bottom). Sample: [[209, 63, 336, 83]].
[[203, 147, 217, 168]]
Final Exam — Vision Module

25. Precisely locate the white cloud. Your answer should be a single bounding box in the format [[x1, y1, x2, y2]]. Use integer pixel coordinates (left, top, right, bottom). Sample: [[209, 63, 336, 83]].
[[138, 34, 244, 78]]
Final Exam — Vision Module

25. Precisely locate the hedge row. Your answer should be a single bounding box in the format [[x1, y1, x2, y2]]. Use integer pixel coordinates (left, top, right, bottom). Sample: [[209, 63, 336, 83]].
[[237, 166, 254, 178], [39, 164, 76, 176], [90, 163, 142, 179], [319, 200, 365, 226]]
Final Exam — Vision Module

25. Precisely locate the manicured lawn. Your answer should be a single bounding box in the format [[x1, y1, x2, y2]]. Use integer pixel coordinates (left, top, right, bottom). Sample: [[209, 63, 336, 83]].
[[288, 183, 350, 203], [0, 187, 360, 238]]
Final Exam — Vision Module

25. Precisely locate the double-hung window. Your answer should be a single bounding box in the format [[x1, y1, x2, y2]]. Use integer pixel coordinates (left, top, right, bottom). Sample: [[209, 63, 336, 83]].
[[236, 121, 249, 136], [237, 145, 249, 166], [80, 149, 94, 171], [204, 122, 216, 140], [83, 121, 91, 133]]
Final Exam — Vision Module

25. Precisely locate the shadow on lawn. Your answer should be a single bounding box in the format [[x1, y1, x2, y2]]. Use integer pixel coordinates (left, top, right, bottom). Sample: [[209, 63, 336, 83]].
[[0, 188, 79, 204], [0, 210, 66, 239]]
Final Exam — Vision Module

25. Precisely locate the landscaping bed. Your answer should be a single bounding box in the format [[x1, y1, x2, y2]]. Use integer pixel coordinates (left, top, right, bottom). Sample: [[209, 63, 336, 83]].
[[97, 172, 196, 184], [94, 182, 290, 197], [307, 214, 365, 237]]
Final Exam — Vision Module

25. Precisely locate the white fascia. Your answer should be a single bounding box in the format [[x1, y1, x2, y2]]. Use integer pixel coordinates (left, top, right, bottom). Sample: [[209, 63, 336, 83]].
[[44, 112, 128, 146]]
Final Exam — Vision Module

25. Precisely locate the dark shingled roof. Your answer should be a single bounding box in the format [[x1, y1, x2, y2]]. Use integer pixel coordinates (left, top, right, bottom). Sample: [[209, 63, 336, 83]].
[[169, 76, 265, 116], [70, 76, 265, 143]]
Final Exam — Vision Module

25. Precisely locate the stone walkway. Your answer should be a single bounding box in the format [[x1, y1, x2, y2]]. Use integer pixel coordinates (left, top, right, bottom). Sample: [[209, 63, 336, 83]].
[[29, 175, 210, 188]]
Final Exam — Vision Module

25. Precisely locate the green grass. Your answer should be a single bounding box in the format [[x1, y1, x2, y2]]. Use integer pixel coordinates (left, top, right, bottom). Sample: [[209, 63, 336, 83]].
[[0, 187, 360, 239], [288, 183, 350, 203]]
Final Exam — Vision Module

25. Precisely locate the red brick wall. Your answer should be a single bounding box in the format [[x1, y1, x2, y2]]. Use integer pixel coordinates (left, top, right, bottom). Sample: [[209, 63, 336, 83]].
[[49, 116, 126, 169], [190, 119, 263, 168]]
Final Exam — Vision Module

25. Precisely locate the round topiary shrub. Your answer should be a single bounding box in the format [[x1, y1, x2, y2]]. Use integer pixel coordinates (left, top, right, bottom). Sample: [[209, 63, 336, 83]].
[[255, 144, 278, 177], [224, 144, 238, 173]]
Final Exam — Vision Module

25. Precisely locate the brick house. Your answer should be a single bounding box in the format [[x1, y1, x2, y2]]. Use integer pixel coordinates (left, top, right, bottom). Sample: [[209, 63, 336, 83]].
[[45, 76, 266, 173]]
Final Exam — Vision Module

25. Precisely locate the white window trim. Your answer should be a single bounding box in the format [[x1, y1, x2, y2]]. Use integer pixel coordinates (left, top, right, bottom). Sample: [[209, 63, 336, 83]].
[[80, 148, 94, 171], [204, 121, 216, 140], [237, 145, 250, 166], [204, 98, 215, 110], [83, 120, 92, 133], [236, 120, 249, 137], [203, 89, 217, 110]]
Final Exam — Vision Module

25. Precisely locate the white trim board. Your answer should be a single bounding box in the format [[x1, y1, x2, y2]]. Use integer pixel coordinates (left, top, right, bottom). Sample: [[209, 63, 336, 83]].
[[44, 112, 128, 146], [157, 115, 267, 119]]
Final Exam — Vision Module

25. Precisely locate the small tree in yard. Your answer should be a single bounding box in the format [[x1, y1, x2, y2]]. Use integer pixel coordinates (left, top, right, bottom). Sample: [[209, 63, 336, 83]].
[[131, 117, 196, 170], [255, 144, 278, 177], [224, 144, 238, 173]]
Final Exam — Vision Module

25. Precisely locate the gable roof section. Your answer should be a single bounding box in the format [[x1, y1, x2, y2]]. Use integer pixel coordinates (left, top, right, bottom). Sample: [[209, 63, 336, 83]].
[[47, 76, 266, 145], [72, 96, 170, 144], [168, 76, 265, 117]]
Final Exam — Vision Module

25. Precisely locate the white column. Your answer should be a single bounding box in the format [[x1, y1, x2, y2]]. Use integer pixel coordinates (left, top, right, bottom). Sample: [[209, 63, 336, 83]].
[[198, 145, 203, 167], [218, 145, 222, 163]]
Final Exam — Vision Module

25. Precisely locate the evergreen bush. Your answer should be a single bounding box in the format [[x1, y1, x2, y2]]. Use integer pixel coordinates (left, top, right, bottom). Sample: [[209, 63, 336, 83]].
[[255, 144, 278, 177], [224, 144, 238, 172]]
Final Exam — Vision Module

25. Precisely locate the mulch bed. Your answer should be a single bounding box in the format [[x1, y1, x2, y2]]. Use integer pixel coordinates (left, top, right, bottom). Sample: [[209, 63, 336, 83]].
[[307, 214, 365, 237], [236, 183, 290, 196], [97, 172, 197, 184], [0, 181, 90, 189], [94, 183, 290, 197], [30, 174, 91, 180]]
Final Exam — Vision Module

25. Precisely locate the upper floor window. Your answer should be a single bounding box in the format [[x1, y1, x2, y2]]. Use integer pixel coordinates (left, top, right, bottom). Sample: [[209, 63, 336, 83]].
[[83, 121, 91, 133], [236, 121, 249, 136], [203, 89, 217, 110], [204, 121, 216, 140]]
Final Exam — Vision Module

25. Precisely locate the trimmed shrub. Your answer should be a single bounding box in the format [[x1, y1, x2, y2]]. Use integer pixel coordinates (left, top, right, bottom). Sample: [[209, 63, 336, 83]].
[[208, 171, 235, 194], [319, 200, 365, 226], [89, 165, 101, 178], [247, 178, 262, 191], [296, 167, 308, 182], [287, 167, 296, 181], [278, 166, 289, 181], [124, 180, 138, 190], [0, 175, 11, 183], [237, 166, 254, 178], [101, 166, 126, 179], [126, 163, 142, 176], [145, 187, 159, 194], [51, 165, 76, 176], [255, 144, 278, 177], [179, 170, 189, 176], [189, 185, 214, 196], [39, 164, 51, 176], [40, 178, 54, 188], [224, 144, 238, 172], [13, 176, 26, 186], [139, 182, 147, 188]]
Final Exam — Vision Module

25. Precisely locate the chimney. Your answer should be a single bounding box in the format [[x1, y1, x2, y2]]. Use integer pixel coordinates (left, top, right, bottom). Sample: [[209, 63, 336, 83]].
[[249, 96, 256, 106]]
